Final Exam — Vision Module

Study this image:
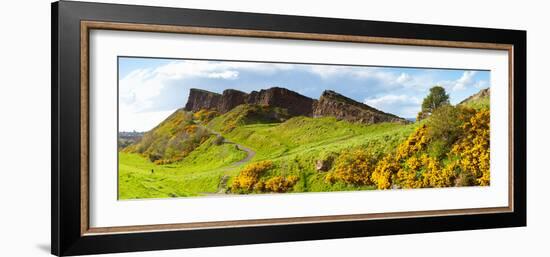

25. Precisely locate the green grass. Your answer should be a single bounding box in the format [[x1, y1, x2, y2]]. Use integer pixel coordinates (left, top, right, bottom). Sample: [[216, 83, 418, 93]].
[[216, 116, 415, 160], [461, 96, 490, 110], [215, 116, 417, 192], [460, 93, 491, 110], [120, 105, 418, 198], [119, 136, 247, 199], [208, 104, 290, 133], [123, 109, 211, 163]]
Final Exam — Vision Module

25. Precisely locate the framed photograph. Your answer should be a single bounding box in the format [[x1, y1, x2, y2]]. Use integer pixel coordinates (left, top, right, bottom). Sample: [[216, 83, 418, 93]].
[[52, 1, 526, 256]]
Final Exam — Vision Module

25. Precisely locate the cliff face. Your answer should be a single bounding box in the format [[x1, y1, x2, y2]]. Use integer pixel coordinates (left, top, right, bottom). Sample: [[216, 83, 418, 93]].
[[313, 90, 409, 124], [184, 87, 408, 124], [184, 87, 315, 117], [246, 87, 316, 116], [219, 89, 248, 113], [184, 89, 222, 112]]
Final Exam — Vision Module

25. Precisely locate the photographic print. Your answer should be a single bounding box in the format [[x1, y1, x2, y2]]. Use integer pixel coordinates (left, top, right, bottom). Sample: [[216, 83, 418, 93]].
[[118, 57, 491, 200], [53, 4, 525, 254]]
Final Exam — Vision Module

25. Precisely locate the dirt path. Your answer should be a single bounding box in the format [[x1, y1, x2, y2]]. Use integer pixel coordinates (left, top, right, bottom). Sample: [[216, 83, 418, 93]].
[[198, 125, 256, 194], [206, 128, 256, 166]]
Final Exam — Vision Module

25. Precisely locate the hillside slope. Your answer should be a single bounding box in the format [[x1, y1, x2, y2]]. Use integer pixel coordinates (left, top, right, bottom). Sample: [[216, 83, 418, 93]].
[[459, 88, 490, 109], [123, 109, 214, 164], [120, 86, 491, 199], [120, 104, 416, 198]]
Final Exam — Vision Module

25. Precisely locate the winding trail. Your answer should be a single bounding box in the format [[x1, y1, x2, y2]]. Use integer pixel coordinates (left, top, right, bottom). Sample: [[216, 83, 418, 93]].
[[198, 125, 256, 194], [206, 128, 256, 165]]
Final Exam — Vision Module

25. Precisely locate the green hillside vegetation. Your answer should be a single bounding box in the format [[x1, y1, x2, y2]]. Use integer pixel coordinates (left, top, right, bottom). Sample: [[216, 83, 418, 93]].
[[460, 96, 490, 110], [215, 115, 417, 193], [123, 109, 211, 164], [119, 136, 247, 199], [119, 87, 491, 199], [120, 105, 416, 198], [208, 104, 291, 133]]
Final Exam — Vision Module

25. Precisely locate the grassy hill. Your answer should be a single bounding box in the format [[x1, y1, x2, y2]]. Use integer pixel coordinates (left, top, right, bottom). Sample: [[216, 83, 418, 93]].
[[119, 86, 490, 199], [123, 109, 216, 164], [210, 114, 417, 193], [208, 104, 291, 133], [119, 104, 416, 199], [119, 136, 247, 199], [459, 88, 490, 109]]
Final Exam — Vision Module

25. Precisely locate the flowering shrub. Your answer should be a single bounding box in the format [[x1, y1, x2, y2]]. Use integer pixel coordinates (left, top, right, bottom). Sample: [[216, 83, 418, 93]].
[[264, 175, 299, 192], [231, 161, 273, 192], [327, 107, 489, 190], [451, 108, 490, 186], [371, 124, 429, 189], [325, 149, 376, 185], [193, 109, 219, 123]]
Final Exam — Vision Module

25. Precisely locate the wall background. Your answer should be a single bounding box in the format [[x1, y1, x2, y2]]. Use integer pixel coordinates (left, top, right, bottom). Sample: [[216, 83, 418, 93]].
[[0, 0, 546, 256]]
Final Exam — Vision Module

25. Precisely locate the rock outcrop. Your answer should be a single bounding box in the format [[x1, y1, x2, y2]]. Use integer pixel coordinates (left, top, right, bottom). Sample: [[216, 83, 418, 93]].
[[245, 87, 316, 116], [184, 87, 409, 124], [313, 90, 409, 124], [184, 88, 222, 112], [219, 89, 248, 113], [459, 88, 490, 105], [184, 87, 315, 117]]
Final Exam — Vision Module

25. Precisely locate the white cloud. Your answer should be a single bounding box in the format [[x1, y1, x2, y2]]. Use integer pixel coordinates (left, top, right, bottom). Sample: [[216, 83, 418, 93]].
[[306, 67, 442, 94], [443, 70, 477, 91], [119, 109, 175, 132], [120, 68, 164, 112], [396, 73, 412, 84], [365, 94, 421, 106], [119, 60, 296, 112], [308, 66, 414, 88], [474, 80, 489, 89], [207, 70, 239, 79], [308, 65, 346, 79], [364, 94, 421, 118]]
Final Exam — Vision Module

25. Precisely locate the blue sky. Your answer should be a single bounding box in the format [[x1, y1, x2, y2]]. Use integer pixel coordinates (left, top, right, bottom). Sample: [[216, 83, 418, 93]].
[[118, 57, 490, 132]]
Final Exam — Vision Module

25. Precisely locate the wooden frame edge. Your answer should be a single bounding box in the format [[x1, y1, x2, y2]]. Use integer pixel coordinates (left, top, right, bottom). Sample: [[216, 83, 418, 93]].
[[79, 20, 515, 236], [85, 206, 512, 235], [80, 22, 90, 235]]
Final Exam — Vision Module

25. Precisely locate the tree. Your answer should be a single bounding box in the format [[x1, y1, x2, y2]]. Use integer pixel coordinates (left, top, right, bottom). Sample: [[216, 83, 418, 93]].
[[425, 105, 463, 158], [421, 86, 450, 113], [417, 86, 450, 120]]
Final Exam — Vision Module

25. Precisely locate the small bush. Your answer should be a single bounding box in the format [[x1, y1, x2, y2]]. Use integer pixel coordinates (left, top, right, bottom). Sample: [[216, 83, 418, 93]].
[[231, 161, 273, 192], [193, 109, 219, 123], [213, 135, 224, 146], [426, 105, 462, 145], [264, 175, 299, 192], [326, 148, 376, 185]]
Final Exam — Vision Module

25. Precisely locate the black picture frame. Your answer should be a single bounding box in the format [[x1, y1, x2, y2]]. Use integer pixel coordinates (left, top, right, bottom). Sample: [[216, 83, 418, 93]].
[[51, 1, 526, 256]]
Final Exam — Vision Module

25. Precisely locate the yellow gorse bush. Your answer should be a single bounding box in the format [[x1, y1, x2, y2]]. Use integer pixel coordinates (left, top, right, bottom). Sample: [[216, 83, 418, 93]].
[[451, 108, 490, 186], [192, 109, 219, 123], [264, 175, 299, 193], [231, 161, 299, 193], [371, 124, 430, 189], [326, 148, 375, 185], [326, 107, 490, 190], [231, 160, 273, 192]]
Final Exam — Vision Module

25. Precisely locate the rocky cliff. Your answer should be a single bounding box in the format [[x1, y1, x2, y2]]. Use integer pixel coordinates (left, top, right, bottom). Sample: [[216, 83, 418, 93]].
[[219, 89, 248, 113], [313, 90, 408, 124], [184, 87, 408, 124], [184, 87, 315, 117], [245, 87, 316, 116], [184, 88, 222, 112], [459, 88, 490, 105]]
